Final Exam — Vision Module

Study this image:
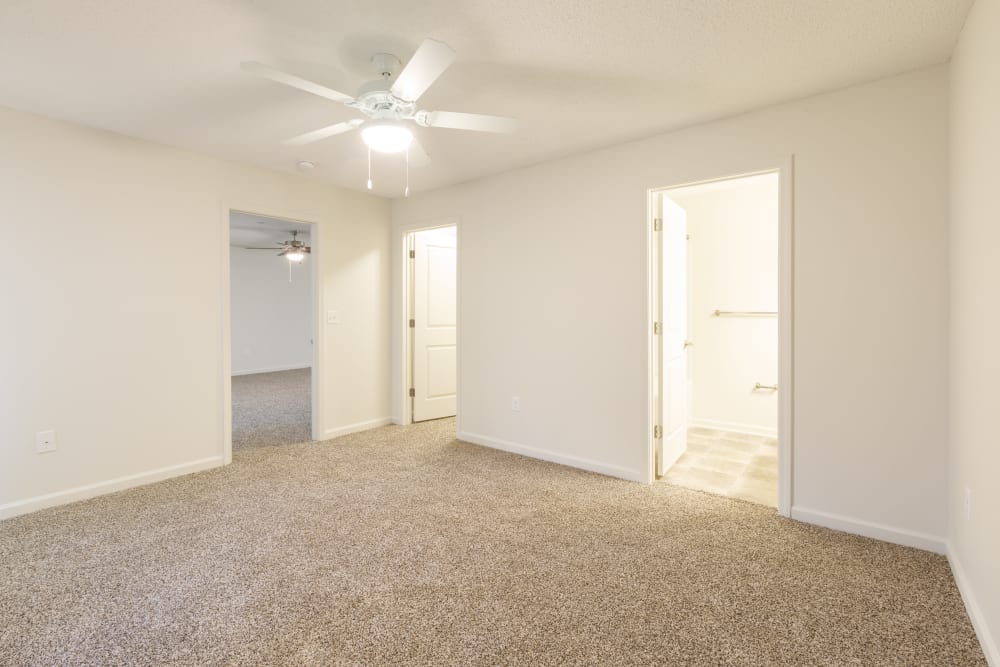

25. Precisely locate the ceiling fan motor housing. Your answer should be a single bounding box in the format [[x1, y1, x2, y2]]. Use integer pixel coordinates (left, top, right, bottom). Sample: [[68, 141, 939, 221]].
[[349, 79, 416, 119]]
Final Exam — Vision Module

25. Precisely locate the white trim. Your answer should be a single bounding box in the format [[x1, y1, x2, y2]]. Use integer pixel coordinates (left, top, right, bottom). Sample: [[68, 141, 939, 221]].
[[0, 457, 225, 521], [231, 364, 311, 377], [459, 431, 646, 483], [645, 189, 657, 483], [776, 156, 794, 518], [322, 417, 393, 441], [790, 506, 947, 554], [689, 418, 777, 439], [646, 158, 794, 519], [947, 543, 1000, 666], [219, 204, 233, 465]]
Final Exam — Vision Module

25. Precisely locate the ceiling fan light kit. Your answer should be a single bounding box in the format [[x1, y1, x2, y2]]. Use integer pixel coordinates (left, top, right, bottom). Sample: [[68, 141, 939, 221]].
[[361, 121, 413, 154], [242, 38, 518, 196]]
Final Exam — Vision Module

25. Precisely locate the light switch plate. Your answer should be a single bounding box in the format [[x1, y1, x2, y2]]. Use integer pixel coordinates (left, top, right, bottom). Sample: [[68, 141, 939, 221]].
[[326, 309, 342, 325]]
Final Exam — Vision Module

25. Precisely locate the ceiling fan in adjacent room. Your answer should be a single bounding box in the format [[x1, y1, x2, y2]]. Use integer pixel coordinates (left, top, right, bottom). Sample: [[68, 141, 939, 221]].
[[245, 230, 311, 263], [241, 38, 518, 195]]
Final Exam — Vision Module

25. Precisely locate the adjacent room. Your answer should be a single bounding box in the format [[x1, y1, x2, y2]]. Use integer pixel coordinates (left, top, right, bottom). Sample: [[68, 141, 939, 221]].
[[1, 0, 998, 664], [657, 173, 780, 507], [229, 212, 316, 450]]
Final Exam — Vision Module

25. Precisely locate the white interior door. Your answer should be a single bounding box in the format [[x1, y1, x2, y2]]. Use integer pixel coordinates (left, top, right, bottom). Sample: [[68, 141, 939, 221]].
[[411, 226, 457, 422], [658, 195, 689, 475]]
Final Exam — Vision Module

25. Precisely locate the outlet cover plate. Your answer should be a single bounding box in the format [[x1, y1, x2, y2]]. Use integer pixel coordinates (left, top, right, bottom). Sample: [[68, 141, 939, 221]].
[[36, 430, 56, 453]]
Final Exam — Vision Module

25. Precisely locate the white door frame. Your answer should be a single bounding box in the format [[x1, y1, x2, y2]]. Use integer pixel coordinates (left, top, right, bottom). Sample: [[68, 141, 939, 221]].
[[646, 158, 794, 516], [220, 204, 323, 465], [394, 217, 461, 426]]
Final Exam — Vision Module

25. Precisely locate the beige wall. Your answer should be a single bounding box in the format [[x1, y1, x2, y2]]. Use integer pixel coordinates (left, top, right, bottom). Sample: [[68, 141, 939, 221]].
[[230, 246, 312, 376], [949, 0, 1000, 661], [0, 107, 392, 517], [393, 65, 950, 548]]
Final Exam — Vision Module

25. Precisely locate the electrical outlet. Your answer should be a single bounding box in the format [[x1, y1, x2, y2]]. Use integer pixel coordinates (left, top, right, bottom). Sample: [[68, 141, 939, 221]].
[[36, 430, 56, 454], [964, 487, 973, 521], [511, 396, 521, 412]]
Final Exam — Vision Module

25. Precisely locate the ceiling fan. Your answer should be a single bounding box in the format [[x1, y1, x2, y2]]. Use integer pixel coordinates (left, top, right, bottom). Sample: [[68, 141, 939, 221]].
[[245, 230, 311, 262], [241, 38, 517, 192]]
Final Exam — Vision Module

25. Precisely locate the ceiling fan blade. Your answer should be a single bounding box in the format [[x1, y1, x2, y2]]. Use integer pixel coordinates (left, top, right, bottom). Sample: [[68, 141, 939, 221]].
[[240, 61, 355, 104], [419, 110, 517, 134], [407, 136, 432, 167], [244, 247, 283, 250], [283, 119, 363, 147], [390, 39, 455, 102]]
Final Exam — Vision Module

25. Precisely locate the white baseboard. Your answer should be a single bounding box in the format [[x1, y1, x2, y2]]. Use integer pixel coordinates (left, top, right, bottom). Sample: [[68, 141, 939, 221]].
[[947, 543, 1000, 666], [0, 456, 225, 521], [322, 417, 393, 440], [689, 417, 777, 439], [231, 364, 310, 377], [458, 431, 646, 483], [790, 506, 947, 554]]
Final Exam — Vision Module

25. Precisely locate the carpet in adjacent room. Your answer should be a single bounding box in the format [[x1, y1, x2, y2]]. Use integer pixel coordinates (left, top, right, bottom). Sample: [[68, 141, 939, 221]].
[[231, 367, 311, 451]]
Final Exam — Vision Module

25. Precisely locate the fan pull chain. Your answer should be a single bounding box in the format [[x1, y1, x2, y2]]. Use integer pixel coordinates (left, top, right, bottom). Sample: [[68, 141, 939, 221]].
[[404, 147, 410, 198], [288, 260, 293, 283], [367, 147, 373, 190]]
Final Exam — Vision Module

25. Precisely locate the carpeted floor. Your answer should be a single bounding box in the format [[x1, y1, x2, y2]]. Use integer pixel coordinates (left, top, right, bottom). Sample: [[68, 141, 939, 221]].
[[231, 368, 311, 451], [0, 419, 985, 665]]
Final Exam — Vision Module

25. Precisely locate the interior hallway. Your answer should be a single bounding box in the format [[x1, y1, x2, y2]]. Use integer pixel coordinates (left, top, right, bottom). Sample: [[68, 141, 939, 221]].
[[231, 368, 311, 451], [663, 428, 778, 507]]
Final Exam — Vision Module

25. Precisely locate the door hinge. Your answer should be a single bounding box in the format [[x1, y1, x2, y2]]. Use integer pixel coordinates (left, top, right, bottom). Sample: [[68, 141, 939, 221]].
[[654, 425, 662, 439], [409, 249, 415, 259], [409, 388, 415, 397], [409, 318, 415, 328], [686, 233, 691, 241], [653, 322, 661, 335], [653, 218, 662, 232]]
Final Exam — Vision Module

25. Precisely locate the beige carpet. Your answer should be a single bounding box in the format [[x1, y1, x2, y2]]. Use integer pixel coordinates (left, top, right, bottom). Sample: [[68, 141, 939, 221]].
[[231, 368, 311, 451], [0, 419, 985, 665]]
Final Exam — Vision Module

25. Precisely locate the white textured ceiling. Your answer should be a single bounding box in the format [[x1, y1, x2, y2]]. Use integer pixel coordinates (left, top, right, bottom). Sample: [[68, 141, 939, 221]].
[[230, 211, 310, 248], [0, 0, 974, 197]]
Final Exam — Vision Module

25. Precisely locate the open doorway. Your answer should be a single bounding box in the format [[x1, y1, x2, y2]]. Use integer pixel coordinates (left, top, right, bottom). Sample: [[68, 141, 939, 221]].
[[228, 211, 316, 450], [650, 168, 792, 513], [405, 225, 457, 423]]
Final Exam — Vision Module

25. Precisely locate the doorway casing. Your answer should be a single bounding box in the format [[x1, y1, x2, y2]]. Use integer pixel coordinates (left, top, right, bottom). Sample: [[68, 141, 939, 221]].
[[220, 204, 324, 464], [646, 158, 794, 516], [393, 217, 461, 427]]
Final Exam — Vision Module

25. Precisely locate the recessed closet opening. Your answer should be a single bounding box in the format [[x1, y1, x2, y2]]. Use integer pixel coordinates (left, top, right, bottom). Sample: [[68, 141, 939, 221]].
[[404, 224, 458, 424]]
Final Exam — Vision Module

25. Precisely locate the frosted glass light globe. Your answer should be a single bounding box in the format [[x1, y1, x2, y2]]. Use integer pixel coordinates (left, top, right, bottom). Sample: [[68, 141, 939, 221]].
[[361, 123, 413, 154]]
